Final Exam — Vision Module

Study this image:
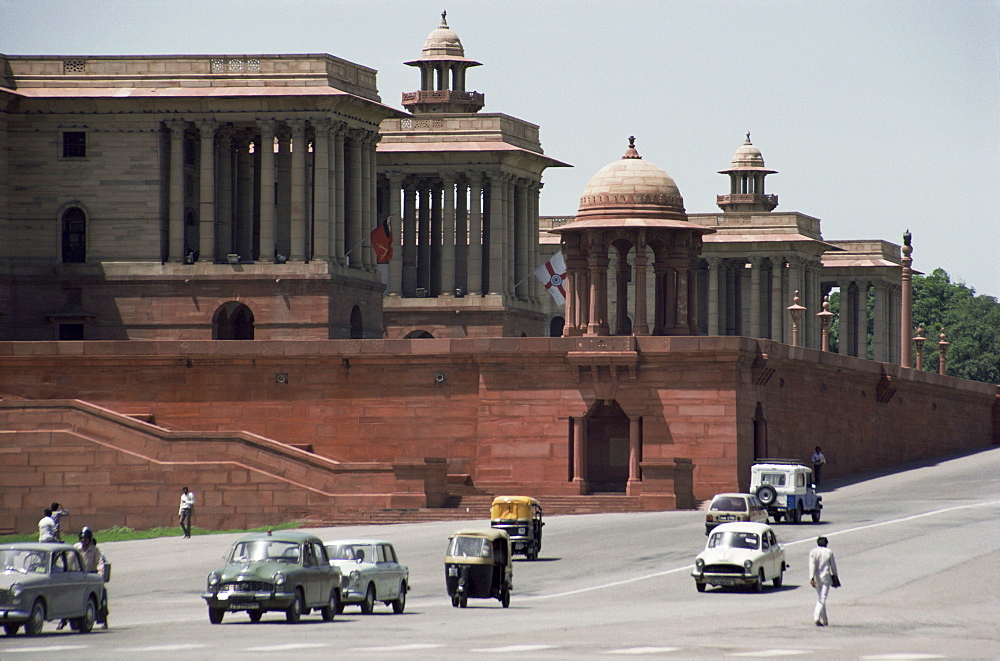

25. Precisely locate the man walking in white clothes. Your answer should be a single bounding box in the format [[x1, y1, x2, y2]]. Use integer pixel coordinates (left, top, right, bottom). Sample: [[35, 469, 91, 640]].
[[808, 536, 839, 626], [178, 486, 195, 538]]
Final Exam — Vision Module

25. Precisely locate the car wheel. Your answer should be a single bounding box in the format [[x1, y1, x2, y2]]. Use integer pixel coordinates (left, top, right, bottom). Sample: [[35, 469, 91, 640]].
[[24, 600, 45, 636], [208, 607, 225, 624], [500, 587, 510, 608], [791, 503, 802, 524], [695, 581, 706, 593], [451, 594, 460, 608], [812, 507, 822, 523], [248, 610, 263, 623], [753, 569, 765, 593], [391, 583, 406, 614], [756, 485, 777, 506], [360, 584, 376, 614], [285, 589, 304, 623], [321, 589, 339, 621], [75, 597, 97, 633], [3, 623, 20, 636], [773, 563, 785, 588], [335, 600, 345, 614], [459, 594, 468, 608]]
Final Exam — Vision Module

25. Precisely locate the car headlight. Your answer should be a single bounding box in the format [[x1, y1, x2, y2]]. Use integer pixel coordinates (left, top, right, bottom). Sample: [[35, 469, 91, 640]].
[[273, 571, 286, 586], [519, 527, 527, 535], [349, 570, 360, 585], [743, 559, 754, 573], [9, 582, 23, 598], [207, 572, 220, 589], [695, 559, 705, 571]]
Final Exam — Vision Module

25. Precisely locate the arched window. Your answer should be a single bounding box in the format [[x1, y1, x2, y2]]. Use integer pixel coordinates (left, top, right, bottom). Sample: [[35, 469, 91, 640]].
[[213, 302, 254, 340], [349, 306, 364, 339], [61, 207, 86, 263], [549, 316, 565, 337], [404, 330, 434, 339]]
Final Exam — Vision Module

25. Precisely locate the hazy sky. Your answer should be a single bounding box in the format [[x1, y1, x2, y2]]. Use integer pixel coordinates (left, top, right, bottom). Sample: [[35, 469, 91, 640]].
[[3, 0, 998, 297]]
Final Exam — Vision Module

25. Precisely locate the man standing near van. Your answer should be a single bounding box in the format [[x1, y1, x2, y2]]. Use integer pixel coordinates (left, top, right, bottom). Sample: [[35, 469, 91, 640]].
[[178, 487, 195, 538]]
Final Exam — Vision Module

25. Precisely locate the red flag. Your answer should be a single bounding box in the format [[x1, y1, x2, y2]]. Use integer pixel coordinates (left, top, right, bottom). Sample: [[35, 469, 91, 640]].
[[370, 217, 393, 264]]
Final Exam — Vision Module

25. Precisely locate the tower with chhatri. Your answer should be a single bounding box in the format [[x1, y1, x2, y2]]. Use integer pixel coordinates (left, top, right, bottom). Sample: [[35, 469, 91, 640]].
[[377, 12, 569, 339]]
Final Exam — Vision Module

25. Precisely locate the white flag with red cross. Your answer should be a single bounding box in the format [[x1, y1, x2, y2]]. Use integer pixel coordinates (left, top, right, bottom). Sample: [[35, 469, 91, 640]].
[[534, 251, 567, 305]]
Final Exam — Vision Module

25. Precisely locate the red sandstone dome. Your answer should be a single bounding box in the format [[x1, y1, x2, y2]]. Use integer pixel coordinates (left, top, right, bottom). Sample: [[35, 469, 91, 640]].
[[573, 136, 690, 226]]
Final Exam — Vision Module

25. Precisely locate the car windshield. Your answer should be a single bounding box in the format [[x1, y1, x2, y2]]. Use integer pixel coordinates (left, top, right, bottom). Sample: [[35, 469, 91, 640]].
[[710, 497, 748, 512], [759, 472, 787, 486], [229, 540, 302, 564], [0, 549, 49, 574], [326, 544, 375, 562], [708, 531, 760, 550], [447, 536, 492, 558]]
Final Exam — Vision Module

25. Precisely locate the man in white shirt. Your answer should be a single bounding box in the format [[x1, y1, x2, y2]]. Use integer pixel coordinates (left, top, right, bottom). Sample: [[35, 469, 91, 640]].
[[178, 487, 195, 538], [38, 509, 58, 543], [808, 536, 839, 626]]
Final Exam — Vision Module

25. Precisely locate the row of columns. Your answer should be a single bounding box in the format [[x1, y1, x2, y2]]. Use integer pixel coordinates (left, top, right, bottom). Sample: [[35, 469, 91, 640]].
[[165, 117, 378, 267], [381, 172, 541, 301]]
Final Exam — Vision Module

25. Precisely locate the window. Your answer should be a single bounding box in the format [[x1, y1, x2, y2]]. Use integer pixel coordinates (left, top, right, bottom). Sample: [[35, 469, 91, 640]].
[[59, 324, 85, 340], [63, 131, 86, 158], [62, 207, 86, 263]]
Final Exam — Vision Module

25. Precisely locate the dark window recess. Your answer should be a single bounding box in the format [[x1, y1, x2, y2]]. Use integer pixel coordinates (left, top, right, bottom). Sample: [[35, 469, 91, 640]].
[[66, 289, 83, 306], [59, 324, 85, 340], [62, 207, 86, 263], [63, 132, 86, 158]]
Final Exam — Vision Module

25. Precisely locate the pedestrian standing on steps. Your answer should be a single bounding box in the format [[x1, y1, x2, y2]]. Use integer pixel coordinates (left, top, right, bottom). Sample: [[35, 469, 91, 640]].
[[178, 486, 195, 538]]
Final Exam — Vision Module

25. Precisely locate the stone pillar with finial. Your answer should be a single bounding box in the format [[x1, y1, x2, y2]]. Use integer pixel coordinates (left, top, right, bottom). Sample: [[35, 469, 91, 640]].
[[787, 290, 806, 347], [913, 324, 926, 371], [817, 295, 834, 352], [900, 230, 913, 367], [938, 328, 950, 375]]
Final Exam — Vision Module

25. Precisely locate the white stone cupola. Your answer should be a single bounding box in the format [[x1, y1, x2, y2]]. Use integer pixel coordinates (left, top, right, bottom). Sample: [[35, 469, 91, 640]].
[[402, 11, 485, 114], [717, 132, 778, 212]]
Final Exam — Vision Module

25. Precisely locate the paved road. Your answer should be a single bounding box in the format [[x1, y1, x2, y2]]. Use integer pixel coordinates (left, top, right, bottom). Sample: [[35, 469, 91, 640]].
[[3, 447, 998, 659]]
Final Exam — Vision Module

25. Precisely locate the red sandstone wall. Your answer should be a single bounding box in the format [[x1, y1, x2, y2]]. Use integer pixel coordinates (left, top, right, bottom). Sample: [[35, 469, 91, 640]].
[[0, 337, 994, 523]]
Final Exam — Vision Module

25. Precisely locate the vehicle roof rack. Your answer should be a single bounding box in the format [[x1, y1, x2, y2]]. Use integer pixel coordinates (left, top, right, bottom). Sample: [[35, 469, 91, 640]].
[[753, 458, 807, 465]]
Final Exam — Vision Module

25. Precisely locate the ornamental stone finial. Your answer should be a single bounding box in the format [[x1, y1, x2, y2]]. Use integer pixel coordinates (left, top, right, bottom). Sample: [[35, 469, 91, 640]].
[[745, 131, 752, 144], [623, 136, 642, 160], [441, 10, 447, 26]]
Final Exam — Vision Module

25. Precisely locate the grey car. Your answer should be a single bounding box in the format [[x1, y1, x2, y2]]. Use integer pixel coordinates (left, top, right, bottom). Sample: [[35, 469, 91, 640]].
[[0, 543, 105, 636], [324, 539, 409, 614]]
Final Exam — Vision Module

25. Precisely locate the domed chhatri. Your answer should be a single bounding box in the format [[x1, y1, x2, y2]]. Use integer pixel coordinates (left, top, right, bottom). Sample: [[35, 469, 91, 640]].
[[577, 136, 686, 223], [717, 132, 778, 212], [403, 11, 485, 114]]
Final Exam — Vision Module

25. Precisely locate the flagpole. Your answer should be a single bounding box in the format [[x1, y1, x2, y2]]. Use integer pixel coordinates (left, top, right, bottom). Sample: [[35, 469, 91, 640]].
[[346, 212, 399, 258]]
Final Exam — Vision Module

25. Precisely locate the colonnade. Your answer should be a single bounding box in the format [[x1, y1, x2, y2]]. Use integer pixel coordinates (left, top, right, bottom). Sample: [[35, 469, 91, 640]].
[[164, 117, 379, 267], [701, 254, 901, 359], [380, 172, 541, 301]]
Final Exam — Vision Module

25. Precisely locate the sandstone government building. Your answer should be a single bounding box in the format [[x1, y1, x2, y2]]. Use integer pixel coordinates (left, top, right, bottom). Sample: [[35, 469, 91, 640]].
[[0, 14, 995, 532]]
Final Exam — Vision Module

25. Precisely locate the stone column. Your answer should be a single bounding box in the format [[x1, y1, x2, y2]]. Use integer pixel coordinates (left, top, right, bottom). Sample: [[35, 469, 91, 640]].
[[287, 120, 307, 261], [216, 127, 234, 257], [347, 132, 363, 267], [235, 132, 253, 262], [430, 182, 442, 294], [505, 176, 516, 296], [312, 119, 330, 262], [749, 256, 763, 338], [627, 415, 641, 494], [468, 173, 483, 296], [441, 174, 456, 296], [706, 257, 721, 335], [388, 173, 403, 296], [633, 237, 650, 335], [515, 180, 530, 301], [872, 281, 888, 361], [402, 180, 417, 296], [770, 256, 784, 340], [455, 180, 468, 294], [256, 120, 276, 263], [166, 119, 186, 262], [195, 120, 216, 263], [837, 279, 853, 355], [332, 124, 347, 265], [528, 182, 541, 303], [418, 183, 431, 292], [572, 416, 587, 493], [615, 250, 630, 334], [361, 132, 375, 270], [487, 175, 504, 295], [855, 281, 868, 359]]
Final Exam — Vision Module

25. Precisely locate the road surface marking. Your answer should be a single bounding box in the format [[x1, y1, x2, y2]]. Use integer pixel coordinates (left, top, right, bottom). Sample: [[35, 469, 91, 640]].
[[730, 651, 812, 657], [244, 642, 330, 651], [470, 644, 557, 652], [523, 499, 1000, 600], [0, 645, 89, 653], [606, 646, 682, 654], [119, 644, 209, 652], [350, 643, 445, 652]]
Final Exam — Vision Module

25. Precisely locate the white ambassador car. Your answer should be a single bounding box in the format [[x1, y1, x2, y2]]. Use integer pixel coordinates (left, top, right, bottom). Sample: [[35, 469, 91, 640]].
[[324, 539, 408, 614], [691, 522, 786, 592]]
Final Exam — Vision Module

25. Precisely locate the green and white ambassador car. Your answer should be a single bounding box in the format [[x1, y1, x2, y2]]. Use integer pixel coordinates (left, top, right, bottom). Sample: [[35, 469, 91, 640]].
[[203, 531, 342, 624], [1, 543, 105, 636]]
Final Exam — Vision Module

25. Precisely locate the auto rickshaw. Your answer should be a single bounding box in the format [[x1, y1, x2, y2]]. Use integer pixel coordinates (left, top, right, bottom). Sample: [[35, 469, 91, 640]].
[[490, 495, 543, 560], [444, 528, 512, 608]]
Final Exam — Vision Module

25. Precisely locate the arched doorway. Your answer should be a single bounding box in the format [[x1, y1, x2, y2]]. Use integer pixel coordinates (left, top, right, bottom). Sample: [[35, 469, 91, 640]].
[[549, 316, 564, 337], [349, 306, 363, 339], [61, 206, 86, 263], [404, 330, 434, 339], [585, 400, 630, 493], [213, 302, 254, 339], [753, 402, 768, 461]]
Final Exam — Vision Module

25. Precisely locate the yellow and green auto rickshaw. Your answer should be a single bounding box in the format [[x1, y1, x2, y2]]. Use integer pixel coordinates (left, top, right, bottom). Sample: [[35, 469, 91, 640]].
[[444, 528, 512, 608], [490, 495, 544, 560]]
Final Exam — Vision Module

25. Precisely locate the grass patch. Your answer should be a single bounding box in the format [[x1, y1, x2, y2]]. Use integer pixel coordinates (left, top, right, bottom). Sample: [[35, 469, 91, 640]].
[[0, 521, 303, 544]]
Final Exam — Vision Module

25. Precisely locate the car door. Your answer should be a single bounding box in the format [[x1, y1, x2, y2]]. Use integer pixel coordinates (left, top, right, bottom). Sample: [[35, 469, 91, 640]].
[[378, 544, 401, 599], [300, 542, 321, 606], [760, 533, 775, 578], [47, 550, 74, 618]]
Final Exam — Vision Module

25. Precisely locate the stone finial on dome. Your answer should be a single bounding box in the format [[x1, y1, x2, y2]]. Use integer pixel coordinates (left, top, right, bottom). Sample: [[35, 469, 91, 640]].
[[745, 131, 752, 145], [622, 136, 642, 160], [440, 10, 448, 27]]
